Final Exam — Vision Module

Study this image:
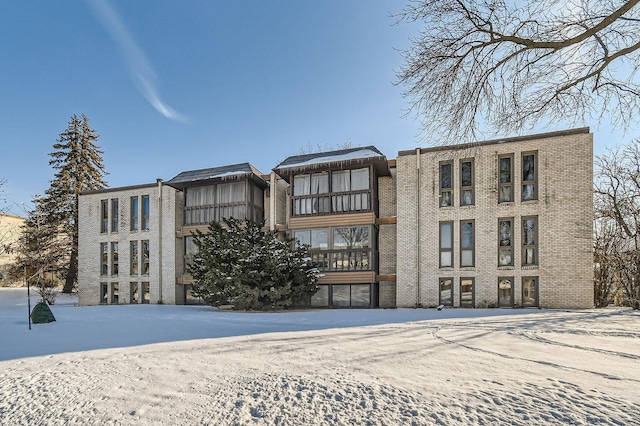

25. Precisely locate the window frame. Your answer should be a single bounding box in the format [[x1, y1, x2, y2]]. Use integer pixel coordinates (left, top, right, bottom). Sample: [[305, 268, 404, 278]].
[[522, 216, 538, 266], [130, 196, 139, 231], [498, 217, 514, 267], [498, 154, 513, 203], [141, 195, 150, 230], [460, 219, 475, 267], [141, 240, 150, 275], [460, 277, 475, 308], [100, 200, 108, 233], [459, 158, 474, 206], [111, 282, 119, 304], [111, 242, 119, 276], [100, 282, 108, 304], [130, 282, 139, 304], [439, 161, 453, 207], [100, 243, 108, 276], [439, 277, 453, 307], [498, 277, 514, 308], [521, 151, 538, 201], [522, 276, 539, 308], [110, 198, 119, 232], [439, 221, 454, 268], [130, 241, 139, 276]]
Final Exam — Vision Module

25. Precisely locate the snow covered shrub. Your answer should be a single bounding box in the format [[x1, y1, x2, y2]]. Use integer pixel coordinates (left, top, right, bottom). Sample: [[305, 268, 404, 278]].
[[188, 218, 321, 311]]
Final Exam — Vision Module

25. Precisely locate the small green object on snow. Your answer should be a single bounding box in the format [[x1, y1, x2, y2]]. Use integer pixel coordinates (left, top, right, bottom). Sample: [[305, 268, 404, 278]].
[[31, 301, 56, 324]]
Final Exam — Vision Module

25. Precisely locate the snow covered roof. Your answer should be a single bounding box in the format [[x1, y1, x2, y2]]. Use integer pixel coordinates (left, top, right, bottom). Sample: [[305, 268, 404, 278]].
[[166, 163, 266, 190], [273, 146, 390, 181]]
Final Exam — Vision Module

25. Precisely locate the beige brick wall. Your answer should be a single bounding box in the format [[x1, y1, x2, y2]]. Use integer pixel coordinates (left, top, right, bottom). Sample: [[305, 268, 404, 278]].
[[395, 129, 593, 309], [78, 183, 178, 305]]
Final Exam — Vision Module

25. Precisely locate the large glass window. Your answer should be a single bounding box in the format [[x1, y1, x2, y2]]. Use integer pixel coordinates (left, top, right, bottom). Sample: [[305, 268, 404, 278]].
[[100, 243, 108, 276], [100, 200, 108, 233], [185, 236, 198, 268], [460, 159, 474, 206], [142, 240, 150, 275], [130, 196, 139, 231], [460, 220, 474, 267], [311, 285, 329, 307], [440, 162, 453, 207], [130, 241, 139, 275], [522, 216, 538, 266], [439, 278, 453, 307], [293, 172, 329, 215], [295, 227, 369, 272], [522, 277, 539, 307], [332, 168, 370, 213], [217, 181, 246, 220], [498, 278, 514, 307], [292, 168, 370, 216], [111, 199, 119, 232], [460, 277, 474, 308], [498, 218, 514, 266], [498, 155, 513, 203], [522, 152, 538, 201], [142, 195, 150, 230], [439, 222, 453, 268], [111, 242, 119, 276]]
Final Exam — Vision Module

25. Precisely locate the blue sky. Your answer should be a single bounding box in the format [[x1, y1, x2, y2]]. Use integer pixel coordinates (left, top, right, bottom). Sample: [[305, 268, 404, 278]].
[[0, 1, 631, 214]]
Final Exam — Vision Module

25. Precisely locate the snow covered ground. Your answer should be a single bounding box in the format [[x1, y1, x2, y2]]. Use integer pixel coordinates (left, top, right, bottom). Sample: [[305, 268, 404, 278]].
[[1, 288, 639, 425]]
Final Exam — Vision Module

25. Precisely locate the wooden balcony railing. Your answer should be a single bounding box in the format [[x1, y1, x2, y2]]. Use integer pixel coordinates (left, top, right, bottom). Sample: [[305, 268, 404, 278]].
[[308, 248, 373, 272]]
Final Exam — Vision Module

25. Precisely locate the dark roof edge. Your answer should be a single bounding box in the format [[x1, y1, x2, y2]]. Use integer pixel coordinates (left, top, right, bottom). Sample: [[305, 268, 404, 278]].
[[398, 127, 591, 157], [80, 183, 159, 196]]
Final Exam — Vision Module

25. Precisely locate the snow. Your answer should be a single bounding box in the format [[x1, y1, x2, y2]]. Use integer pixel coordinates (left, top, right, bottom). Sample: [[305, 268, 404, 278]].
[[1, 288, 639, 425], [278, 149, 383, 169]]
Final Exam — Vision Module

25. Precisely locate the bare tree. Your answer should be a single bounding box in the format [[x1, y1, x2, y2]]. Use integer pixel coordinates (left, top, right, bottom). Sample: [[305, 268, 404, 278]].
[[396, 0, 640, 143], [594, 139, 640, 308]]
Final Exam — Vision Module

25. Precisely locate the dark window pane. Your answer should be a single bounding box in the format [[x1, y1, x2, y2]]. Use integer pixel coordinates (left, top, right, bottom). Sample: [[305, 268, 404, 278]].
[[523, 155, 535, 181], [499, 221, 511, 246], [332, 285, 350, 307], [440, 163, 452, 189], [351, 285, 370, 307], [311, 285, 329, 307], [461, 161, 472, 187], [500, 158, 511, 183], [523, 219, 536, 245], [461, 222, 473, 248], [439, 279, 453, 306]]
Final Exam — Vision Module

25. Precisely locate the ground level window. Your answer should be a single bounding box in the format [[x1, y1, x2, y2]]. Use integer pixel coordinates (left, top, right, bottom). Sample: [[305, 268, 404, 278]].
[[100, 283, 108, 304], [130, 282, 138, 304], [311, 284, 372, 308], [498, 278, 514, 307], [311, 285, 329, 307], [460, 278, 474, 308], [522, 277, 539, 307], [142, 282, 150, 304], [439, 278, 453, 307], [111, 283, 119, 304]]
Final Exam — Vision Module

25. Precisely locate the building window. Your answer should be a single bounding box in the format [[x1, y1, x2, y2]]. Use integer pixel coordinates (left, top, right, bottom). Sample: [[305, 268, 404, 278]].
[[460, 220, 475, 267], [460, 159, 474, 206], [111, 199, 119, 232], [439, 221, 453, 268], [100, 200, 108, 233], [142, 240, 150, 275], [460, 277, 474, 308], [216, 182, 247, 221], [184, 236, 198, 269], [111, 242, 119, 276], [293, 171, 329, 215], [439, 161, 453, 207], [439, 278, 453, 307], [294, 227, 370, 272], [311, 285, 329, 307], [522, 216, 538, 266], [142, 282, 150, 304], [142, 195, 150, 230], [100, 243, 108, 276], [498, 155, 513, 203], [130, 196, 139, 231], [522, 152, 537, 201], [100, 282, 108, 304], [130, 282, 138, 304], [130, 241, 139, 275], [331, 284, 371, 308], [522, 276, 539, 307], [111, 283, 119, 304], [331, 168, 370, 213], [498, 278, 514, 307], [498, 218, 514, 267]]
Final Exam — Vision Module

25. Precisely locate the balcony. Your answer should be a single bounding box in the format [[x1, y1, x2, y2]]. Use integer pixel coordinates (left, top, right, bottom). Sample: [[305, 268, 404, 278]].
[[292, 190, 371, 217], [184, 204, 263, 226], [308, 248, 373, 272]]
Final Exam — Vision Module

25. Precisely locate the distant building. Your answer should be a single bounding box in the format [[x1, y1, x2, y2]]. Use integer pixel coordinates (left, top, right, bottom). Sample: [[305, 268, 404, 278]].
[[0, 213, 24, 286], [77, 128, 593, 308]]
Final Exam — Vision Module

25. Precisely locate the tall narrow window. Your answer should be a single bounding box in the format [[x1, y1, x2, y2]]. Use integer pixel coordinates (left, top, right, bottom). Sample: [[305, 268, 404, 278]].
[[100, 283, 108, 304], [439, 278, 453, 307], [460, 159, 474, 206], [142, 195, 150, 230], [100, 200, 108, 233], [142, 240, 150, 275], [439, 221, 453, 268], [522, 152, 537, 201], [522, 276, 539, 307], [460, 220, 475, 267], [130, 241, 139, 275], [130, 282, 138, 304], [498, 155, 513, 202], [498, 218, 514, 266], [498, 278, 514, 307], [110, 199, 119, 232], [130, 196, 139, 231], [522, 216, 538, 266], [440, 161, 453, 207], [111, 283, 119, 304], [100, 243, 108, 276], [142, 282, 150, 304], [111, 242, 119, 276], [460, 277, 474, 308]]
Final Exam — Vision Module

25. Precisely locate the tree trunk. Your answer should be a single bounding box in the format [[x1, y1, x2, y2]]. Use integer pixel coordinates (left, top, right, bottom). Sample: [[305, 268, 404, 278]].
[[63, 240, 78, 293]]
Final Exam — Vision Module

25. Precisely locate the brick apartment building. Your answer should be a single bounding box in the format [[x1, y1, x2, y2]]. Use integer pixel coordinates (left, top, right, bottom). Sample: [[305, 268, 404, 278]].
[[78, 128, 593, 308]]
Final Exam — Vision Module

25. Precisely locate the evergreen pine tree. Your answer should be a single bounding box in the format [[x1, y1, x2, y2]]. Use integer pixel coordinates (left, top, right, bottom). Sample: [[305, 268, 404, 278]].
[[44, 114, 108, 293]]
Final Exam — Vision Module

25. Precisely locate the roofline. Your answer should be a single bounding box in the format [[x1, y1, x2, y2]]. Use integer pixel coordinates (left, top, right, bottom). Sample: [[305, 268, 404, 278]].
[[398, 127, 591, 157], [0, 213, 25, 220], [80, 183, 159, 196]]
